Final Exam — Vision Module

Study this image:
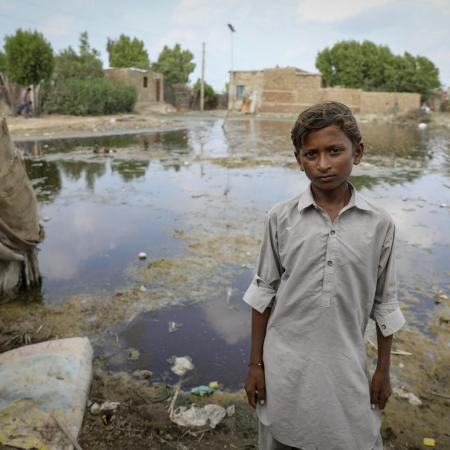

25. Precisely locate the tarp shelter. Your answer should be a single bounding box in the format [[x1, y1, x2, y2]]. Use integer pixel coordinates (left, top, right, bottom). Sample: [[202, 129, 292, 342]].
[[0, 118, 43, 295]]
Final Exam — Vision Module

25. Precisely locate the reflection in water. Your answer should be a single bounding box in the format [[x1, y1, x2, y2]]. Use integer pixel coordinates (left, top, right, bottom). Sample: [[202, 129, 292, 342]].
[[24, 160, 62, 203], [105, 269, 253, 388], [111, 160, 150, 181], [59, 160, 107, 190]]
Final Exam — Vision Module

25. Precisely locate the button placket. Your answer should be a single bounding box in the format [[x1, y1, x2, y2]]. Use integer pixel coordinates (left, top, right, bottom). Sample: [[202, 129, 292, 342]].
[[320, 224, 337, 307]]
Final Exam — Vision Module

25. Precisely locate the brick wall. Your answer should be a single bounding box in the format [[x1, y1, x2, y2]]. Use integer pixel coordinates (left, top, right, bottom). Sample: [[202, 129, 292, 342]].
[[105, 68, 163, 104], [360, 91, 420, 114], [229, 70, 264, 110], [229, 67, 421, 114]]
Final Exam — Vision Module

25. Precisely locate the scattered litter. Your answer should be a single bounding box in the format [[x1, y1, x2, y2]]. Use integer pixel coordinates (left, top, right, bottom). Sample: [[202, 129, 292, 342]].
[[393, 387, 422, 406], [127, 348, 140, 361], [91, 400, 120, 415], [391, 349, 413, 356], [170, 356, 194, 376], [418, 123, 428, 130], [171, 404, 227, 429], [90, 402, 101, 415], [433, 291, 448, 304], [139, 285, 147, 292], [191, 385, 214, 396], [110, 118, 117, 124], [99, 401, 120, 414], [423, 437, 436, 447], [440, 203, 448, 208], [42, 216, 51, 222], [226, 405, 235, 417], [138, 252, 147, 260], [168, 321, 182, 333], [208, 381, 220, 389], [439, 315, 450, 325], [226, 287, 233, 303], [398, 363, 405, 369], [132, 369, 152, 380]]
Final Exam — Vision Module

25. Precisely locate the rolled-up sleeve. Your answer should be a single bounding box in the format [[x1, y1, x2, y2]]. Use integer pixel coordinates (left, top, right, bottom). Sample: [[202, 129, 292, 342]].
[[243, 211, 282, 313], [370, 221, 405, 337]]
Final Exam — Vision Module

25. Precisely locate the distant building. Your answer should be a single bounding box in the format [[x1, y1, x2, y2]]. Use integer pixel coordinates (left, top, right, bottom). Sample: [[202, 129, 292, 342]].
[[229, 67, 420, 114], [105, 68, 164, 106]]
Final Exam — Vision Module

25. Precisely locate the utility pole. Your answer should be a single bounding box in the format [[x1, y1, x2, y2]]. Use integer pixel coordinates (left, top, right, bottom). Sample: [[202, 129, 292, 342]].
[[200, 42, 205, 112]]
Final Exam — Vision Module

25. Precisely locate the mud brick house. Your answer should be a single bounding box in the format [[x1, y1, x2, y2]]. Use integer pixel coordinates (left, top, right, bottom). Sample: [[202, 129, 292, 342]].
[[105, 68, 164, 106], [229, 67, 420, 114]]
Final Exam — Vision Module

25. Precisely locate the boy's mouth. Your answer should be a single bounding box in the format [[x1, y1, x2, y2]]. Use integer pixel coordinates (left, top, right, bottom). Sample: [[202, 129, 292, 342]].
[[318, 174, 336, 181]]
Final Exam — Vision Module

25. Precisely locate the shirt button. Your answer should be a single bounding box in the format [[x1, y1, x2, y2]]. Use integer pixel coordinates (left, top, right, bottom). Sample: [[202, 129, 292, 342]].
[[327, 260, 333, 266], [330, 230, 335, 235]]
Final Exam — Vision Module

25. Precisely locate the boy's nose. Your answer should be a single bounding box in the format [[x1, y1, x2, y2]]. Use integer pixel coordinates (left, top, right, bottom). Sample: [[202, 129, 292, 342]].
[[317, 154, 331, 172]]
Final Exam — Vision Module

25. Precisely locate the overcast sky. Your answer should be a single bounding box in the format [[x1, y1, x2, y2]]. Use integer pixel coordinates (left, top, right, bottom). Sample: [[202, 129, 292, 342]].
[[0, 0, 449, 90]]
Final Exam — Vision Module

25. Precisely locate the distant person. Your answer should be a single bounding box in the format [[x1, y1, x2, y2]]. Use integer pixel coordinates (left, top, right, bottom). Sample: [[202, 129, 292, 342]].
[[391, 101, 399, 116], [18, 87, 32, 118], [421, 102, 431, 114], [243, 101, 405, 450]]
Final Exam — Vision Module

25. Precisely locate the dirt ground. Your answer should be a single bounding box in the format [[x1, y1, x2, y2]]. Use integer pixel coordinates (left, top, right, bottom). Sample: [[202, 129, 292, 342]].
[[4, 112, 177, 140], [3, 109, 450, 142], [1, 110, 450, 449]]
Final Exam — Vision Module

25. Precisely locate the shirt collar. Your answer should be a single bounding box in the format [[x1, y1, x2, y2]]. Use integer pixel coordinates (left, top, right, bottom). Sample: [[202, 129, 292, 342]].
[[297, 182, 372, 213]]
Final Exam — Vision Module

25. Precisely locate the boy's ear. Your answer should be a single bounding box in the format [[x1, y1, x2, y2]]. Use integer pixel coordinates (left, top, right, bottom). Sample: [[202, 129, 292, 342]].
[[353, 141, 364, 165]]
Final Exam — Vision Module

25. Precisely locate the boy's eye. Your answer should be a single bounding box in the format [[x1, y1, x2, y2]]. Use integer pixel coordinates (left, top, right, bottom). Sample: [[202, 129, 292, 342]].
[[330, 147, 342, 154], [304, 151, 317, 159]]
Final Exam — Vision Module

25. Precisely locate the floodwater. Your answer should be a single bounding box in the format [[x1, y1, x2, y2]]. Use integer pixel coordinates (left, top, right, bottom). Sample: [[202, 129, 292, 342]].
[[13, 116, 450, 389]]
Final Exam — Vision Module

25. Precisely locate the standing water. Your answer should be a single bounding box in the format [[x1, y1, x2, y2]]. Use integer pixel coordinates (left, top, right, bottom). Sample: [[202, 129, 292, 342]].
[[11, 117, 450, 388]]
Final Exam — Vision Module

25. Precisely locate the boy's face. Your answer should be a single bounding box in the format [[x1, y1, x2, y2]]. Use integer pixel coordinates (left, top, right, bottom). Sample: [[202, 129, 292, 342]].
[[295, 125, 363, 192]]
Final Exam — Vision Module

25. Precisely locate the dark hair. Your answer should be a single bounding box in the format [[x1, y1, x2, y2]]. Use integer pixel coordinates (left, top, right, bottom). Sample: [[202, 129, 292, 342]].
[[291, 101, 361, 153]]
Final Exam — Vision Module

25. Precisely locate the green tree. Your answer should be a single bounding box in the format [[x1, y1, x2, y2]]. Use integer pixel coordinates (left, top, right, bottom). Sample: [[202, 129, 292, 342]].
[[0, 51, 5, 73], [192, 79, 217, 109], [107, 34, 150, 69], [3, 29, 54, 86], [152, 44, 195, 85], [316, 40, 440, 98], [53, 32, 103, 80]]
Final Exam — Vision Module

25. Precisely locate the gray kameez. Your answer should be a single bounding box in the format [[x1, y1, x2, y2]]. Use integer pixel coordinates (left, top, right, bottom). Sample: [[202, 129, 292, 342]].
[[243, 184, 405, 450]]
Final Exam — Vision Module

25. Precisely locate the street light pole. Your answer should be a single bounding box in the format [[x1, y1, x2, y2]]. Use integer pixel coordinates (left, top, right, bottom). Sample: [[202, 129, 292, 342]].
[[200, 42, 205, 112], [227, 23, 235, 112]]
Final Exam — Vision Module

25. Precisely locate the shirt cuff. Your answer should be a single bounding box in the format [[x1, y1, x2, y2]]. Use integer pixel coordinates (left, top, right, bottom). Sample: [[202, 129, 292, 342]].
[[243, 276, 276, 314], [371, 307, 405, 337]]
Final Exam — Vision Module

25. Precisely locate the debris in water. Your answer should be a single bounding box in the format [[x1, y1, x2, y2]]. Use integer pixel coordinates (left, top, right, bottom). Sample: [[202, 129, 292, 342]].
[[127, 348, 140, 360], [132, 369, 152, 379], [170, 356, 194, 376], [208, 381, 220, 389], [191, 385, 214, 396], [138, 252, 147, 260], [168, 321, 182, 333], [139, 285, 147, 293], [418, 123, 428, 130]]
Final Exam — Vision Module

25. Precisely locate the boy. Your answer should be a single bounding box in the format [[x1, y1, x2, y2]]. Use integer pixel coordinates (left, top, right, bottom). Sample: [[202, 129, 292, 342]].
[[243, 101, 405, 450]]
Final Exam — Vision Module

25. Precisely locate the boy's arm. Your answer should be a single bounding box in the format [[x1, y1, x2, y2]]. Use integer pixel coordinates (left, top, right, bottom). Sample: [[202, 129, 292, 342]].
[[245, 307, 270, 408], [370, 323, 393, 409]]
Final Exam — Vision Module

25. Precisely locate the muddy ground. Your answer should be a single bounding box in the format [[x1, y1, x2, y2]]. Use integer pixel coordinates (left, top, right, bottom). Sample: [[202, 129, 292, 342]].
[[1, 111, 450, 449]]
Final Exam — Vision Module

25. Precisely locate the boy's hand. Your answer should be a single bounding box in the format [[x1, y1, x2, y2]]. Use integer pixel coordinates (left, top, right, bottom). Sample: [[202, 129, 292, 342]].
[[244, 366, 266, 409], [370, 368, 391, 410]]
